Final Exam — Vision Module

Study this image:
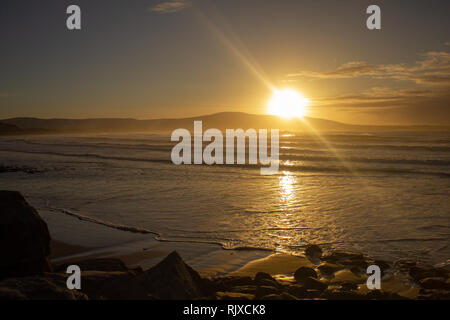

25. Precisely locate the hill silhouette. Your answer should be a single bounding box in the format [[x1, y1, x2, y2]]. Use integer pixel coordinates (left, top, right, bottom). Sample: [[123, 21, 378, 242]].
[[1, 112, 448, 135]]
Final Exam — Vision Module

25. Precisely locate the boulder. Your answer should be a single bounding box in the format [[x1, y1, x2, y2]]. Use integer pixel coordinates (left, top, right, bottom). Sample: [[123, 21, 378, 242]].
[[294, 266, 317, 282], [287, 284, 307, 298], [135, 251, 213, 299], [257, 278, 279, 288], [0, 190, 51, 279], [79, 270, 154, 300], [419, 277, 450, 290], [254, 272, 277, 284], [299, 277, 328, 291], [317, 263, 342, 275], [305, 244, 322, 260], [0, 275, 88, 300], [321, 251, 365, 264], [256, 285, 279, 298]]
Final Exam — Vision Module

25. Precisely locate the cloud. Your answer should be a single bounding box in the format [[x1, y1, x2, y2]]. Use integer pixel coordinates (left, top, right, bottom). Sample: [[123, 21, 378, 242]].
[[286, 48, 450, 124], [312, 86, 450, 124], [288, 51, 450, 85], [148, 0, 191, 14], [313, 87, 436, 107]]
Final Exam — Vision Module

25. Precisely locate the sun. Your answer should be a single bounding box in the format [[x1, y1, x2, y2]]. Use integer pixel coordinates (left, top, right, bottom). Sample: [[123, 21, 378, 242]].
[[267, 89, 310, 119]]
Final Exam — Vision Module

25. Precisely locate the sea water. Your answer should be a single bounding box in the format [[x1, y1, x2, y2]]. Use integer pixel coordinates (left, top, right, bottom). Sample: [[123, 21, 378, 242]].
[[0, 131, 449, 265]]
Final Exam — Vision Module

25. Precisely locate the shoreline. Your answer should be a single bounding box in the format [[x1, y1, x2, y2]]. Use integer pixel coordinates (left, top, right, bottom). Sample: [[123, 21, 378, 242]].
[[44, 207, 449, 283], [43, 207, 274, 278], [33, 202, 448, 300], [50, 238, 440, 300], [1, 188, 448, 300]]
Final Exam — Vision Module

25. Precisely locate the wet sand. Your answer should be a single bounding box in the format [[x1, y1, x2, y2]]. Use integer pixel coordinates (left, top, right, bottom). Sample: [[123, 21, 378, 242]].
[[43, 208, 444, 300]]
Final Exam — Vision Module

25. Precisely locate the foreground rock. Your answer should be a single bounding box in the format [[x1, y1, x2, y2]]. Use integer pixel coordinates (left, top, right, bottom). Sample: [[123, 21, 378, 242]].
[[135, 251, 214, 299], [0, 274, 88, 300], [294, 266, 317, 282], [305, 244, 322, 261], [78, 270, 153, 300], [254, 272, 280, 288], [298, 277, 328, 291], [0, 248, 449, 300], [0, 190, 51, 279]]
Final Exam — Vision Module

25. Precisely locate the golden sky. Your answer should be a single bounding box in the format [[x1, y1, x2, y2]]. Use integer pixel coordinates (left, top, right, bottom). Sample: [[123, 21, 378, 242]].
[[1, 0, 449, 125]]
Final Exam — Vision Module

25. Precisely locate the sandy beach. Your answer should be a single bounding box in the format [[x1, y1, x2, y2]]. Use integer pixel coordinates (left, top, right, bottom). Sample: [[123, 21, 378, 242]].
[[45, 210, 443, 300], [45, 207, 272, 278]]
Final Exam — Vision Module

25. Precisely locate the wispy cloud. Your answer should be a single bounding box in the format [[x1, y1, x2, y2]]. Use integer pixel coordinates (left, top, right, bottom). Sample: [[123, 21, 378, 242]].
[[288, 51, 450, 85], [313, 87, 435, 107], [148, 0, 191, 14]]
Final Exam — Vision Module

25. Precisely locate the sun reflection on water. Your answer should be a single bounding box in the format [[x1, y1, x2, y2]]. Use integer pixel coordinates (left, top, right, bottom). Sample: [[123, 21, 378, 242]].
[[279, 172, 295, 204]]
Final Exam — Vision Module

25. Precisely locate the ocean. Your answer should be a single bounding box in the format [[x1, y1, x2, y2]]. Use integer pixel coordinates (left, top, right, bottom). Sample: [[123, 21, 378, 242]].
[[0, 131, 449, 266]]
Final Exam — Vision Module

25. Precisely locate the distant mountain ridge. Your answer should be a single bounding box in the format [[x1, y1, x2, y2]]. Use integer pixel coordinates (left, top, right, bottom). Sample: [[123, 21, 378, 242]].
[[0, 112, 448, 134], [0, 123, 22, 133]]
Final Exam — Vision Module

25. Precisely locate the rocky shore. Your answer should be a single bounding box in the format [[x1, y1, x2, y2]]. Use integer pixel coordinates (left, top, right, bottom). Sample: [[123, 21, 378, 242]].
[[1, 190, 449, 300]]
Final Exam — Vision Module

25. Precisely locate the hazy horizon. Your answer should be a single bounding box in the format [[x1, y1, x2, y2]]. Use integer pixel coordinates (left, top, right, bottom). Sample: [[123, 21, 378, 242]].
[[2, 111, 450, 136]]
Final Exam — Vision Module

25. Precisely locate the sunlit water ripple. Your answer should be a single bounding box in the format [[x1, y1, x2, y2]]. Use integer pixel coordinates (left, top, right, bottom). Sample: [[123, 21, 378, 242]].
[[0, 131, 449, 264]]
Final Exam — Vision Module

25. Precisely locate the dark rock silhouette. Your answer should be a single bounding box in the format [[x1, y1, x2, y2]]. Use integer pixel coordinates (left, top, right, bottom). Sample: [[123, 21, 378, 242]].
[[78, 270, 153, 300], [297, 276, 328, 291], [294, 266, 317, 282], [0, 190, 51, 279], [254, 272, 280, 287], [0, 275, 88, 300], [135, 251, 214, 299], [317, 262, 342, 275], [305, 244, 322, 260], [287, 284, 307, 298]]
